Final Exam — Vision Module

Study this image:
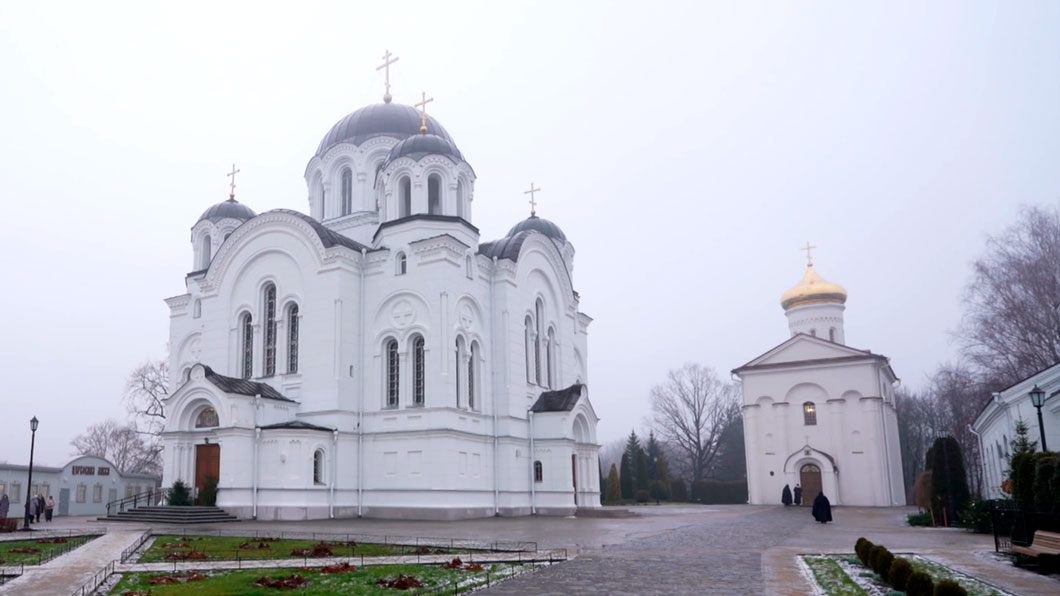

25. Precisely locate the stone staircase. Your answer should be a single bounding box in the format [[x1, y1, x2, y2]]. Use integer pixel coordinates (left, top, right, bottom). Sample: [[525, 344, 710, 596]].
[[98, 505, 239, 524]]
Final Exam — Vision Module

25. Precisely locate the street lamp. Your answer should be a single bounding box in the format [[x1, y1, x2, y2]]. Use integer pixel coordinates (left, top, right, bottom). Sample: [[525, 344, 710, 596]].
[[22, 416, 38, 531], [1028, 385, 1049, 452]]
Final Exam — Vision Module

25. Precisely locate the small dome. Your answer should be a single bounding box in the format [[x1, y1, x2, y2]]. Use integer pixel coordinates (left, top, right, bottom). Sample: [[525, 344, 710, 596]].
[[507, 215, 567, 243], [197, 198, 256, 224], [382, 133, 463, 169], [781, 265, 847, 310], [316, 103, 454, 157]]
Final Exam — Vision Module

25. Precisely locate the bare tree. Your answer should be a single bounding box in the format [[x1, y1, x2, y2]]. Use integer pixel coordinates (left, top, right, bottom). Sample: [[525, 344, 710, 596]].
[[650, 363, 739, 482], [123, 359, 169, 435], [71, 419, 162, 476], [926, 363, 992, 499], [960, 204, 1060, 386], [895, 386, 941, 504]]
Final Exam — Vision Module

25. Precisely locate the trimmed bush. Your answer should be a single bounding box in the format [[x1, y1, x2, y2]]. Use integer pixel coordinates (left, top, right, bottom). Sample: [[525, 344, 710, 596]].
[[168, 480, 191, 506], [867, 545, 884, 574], [888, 557, 914, 592], [1032, 455, 1058, 513], [907, 512, 932, 527], [198, 475, 218, 506], [933, 579, 968, 596], [906, 570, 934, 596], [874, 549, 895, 582], [634, 489, 649, 503], [855, 537, 872, 565]]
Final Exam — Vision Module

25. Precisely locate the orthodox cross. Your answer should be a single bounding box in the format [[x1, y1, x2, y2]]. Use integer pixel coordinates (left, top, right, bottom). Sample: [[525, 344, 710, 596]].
[[801, 241, 817, 266], [415, 91, 434, 133], [377, 50, 399, 103], [227, 163, 240, 200], [525, 183, 541, 216]]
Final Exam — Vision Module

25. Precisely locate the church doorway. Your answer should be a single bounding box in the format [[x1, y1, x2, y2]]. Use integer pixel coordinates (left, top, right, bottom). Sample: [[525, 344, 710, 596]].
[[571, 454, 577, 506], [800, 463, 822, 500], [195, 443, 220, 499]]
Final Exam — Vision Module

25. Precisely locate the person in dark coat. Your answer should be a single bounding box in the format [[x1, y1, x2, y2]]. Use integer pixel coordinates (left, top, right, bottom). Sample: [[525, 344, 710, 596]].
[[35, 495, 44, 522], [793, 484, 803, 506], [781, 484, 793, 506], [0, 494, 9, 520], [812, 492, 832, 523]]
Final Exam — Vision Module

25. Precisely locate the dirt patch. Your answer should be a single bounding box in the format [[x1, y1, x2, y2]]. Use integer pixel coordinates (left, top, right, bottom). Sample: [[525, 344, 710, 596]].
[[254, 574, 312, 589], [290, 542, 333, 557], [375, 574, 425, 590]]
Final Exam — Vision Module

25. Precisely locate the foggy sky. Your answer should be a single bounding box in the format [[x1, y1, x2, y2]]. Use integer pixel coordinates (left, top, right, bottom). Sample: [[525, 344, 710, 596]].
[[2, 1, 1058, 466]]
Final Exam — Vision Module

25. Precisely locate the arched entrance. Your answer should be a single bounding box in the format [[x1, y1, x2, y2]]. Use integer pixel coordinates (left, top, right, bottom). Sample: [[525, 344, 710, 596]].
[[800, 463, 822, 500]]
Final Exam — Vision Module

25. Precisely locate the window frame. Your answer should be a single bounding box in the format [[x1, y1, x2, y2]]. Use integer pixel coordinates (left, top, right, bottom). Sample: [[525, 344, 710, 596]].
[[286, 303, 299, 374], [340, 167, 353, 216], [803, 401, 818, 426], [412, 335, 425, 407], [240, 312, 254, 379], [313, 449, 326, 485], [386, 339, 400, 408], [263, 284, 277, 377], [534, 460, 543, 483]]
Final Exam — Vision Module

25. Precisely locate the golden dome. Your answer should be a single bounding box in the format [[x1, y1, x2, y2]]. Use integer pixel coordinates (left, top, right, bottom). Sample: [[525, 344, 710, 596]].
[[781, 264, 847, 310]]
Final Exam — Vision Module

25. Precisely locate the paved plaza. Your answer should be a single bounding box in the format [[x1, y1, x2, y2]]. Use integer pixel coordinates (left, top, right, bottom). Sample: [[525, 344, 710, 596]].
[[1, 504, 1058, 595]]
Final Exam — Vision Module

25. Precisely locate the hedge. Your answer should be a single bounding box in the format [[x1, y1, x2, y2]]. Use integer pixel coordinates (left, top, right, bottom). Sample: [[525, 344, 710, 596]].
[[689, 480, 747, 504]]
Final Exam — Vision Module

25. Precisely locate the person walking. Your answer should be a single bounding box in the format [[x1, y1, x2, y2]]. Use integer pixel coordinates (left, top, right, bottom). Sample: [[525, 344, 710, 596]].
[[793, 484, 803, 506], [34, 494, 44, 523], [27, 493, 38, 525], [0, 494, 9, 520], [45, 495, 55, 522], [781, 484, 793, 506], [812, 492, 833, 523]]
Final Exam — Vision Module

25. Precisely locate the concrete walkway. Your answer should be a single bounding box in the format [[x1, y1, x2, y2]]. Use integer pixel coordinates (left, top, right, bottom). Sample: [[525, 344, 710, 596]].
[[0, 529, 141, 596]]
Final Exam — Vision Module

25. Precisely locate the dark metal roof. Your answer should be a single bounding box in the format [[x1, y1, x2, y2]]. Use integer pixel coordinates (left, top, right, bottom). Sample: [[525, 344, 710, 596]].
[[530, 384, 585, 413], [201, 365, 295, 402], [266, 209, 369, 252], [478, 231, 531, 261], [507, 215, 567, 243], [372, 214, 478, 242], [259, 420, 334, 431], [382, 133, 463, 169], [316, 103, 454, 157], [197, 198, 256, 224]]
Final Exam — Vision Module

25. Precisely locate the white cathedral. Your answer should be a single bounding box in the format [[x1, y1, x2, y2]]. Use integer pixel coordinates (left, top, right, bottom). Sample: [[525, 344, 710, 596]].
[[159, 69, 601, 520], [734, 258, 905, 506]]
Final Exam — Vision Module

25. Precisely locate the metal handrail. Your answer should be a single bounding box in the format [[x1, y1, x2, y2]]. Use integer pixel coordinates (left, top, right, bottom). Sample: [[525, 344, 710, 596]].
[[105, 487, 170, 516]]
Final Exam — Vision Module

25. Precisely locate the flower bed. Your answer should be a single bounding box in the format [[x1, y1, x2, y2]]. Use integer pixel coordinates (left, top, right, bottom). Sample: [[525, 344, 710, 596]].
[[139, 535, 473, 562]]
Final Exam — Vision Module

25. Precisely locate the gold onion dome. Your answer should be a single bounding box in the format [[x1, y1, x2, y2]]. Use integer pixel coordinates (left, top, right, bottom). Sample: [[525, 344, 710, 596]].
[[780, 265, 848, 310]]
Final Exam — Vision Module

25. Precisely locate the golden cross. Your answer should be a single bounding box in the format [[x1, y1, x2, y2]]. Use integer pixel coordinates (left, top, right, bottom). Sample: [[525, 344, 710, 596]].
[[524, 183, 541, 216], [415, 91, 434, 133], [377, 50, 399, 103], [801, 241, 817, 266], [226, 163, 240, 199]]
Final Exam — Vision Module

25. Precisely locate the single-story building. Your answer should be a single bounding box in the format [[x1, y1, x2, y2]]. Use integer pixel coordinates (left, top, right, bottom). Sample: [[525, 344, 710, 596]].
[[0, 455, 160, 518]]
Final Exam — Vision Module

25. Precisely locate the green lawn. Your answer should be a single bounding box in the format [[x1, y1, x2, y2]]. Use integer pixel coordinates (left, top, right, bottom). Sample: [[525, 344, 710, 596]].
[[801, 555, 867, 596], [801, 554, 1011, 596], [139, 535, 471, 563], [0, 534, 98, 566], [108, 563, 533, 595]]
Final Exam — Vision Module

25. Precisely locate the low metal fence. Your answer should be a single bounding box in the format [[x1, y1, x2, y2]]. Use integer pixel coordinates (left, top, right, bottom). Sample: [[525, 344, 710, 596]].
[[69, 560, 114, 596], [0, 563, 25, 585], [0, 529, 106, 567], [119, 530, 154, 564], [989, 502, 1060, 553]]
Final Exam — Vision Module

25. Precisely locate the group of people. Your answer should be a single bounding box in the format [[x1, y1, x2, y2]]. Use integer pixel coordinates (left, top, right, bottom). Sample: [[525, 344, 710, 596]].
[[23, 493, 55, 524], [781, 483, 832, 523]]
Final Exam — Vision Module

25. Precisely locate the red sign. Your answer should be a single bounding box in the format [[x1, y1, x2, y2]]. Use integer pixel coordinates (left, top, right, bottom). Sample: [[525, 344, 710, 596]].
[[71, 466, 96, 475], [98, 467, 110, 476]]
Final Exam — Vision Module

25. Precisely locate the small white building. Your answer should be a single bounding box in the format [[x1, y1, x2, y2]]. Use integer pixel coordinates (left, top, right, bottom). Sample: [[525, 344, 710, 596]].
[[734, 261, 905, 506], [159, 82, 601, 520], [972, 362, 1060, 500], [0, 455, 160, 518]]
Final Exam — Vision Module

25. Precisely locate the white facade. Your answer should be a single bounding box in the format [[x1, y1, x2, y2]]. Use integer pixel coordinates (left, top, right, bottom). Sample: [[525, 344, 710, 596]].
[[734, 263, 905, 506], [0, 455, 159, 518], [972, 363, 1060, 500], [160, 97, 600, 520]]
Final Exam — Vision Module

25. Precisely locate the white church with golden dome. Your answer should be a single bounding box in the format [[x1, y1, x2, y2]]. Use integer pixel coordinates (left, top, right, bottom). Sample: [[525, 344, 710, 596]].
[[733, 254, 904, 506]]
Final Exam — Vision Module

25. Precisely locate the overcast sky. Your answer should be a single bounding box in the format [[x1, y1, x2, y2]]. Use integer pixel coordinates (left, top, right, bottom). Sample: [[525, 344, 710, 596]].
[[1, 1, 1058, 466]]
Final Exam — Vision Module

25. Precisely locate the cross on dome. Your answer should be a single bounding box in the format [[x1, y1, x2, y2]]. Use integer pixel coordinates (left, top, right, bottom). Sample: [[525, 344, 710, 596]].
[[415, 91, 434, 133], [227, 163, 240, 200], [801, 241, 817, 267], [377, 50, 399, 104], [525, 183, 541, 216]]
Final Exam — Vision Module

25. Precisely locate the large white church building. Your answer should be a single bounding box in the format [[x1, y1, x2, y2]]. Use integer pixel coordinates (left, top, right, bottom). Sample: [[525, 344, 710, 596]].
[[159, 68, 601, 520], [734, 259, 905, 507]]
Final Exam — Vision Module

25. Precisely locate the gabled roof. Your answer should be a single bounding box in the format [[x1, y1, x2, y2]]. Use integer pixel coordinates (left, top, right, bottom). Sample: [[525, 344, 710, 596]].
[[266, 209, 368, 252], [200, 365, 295, 402], [732, 333, 889, 376], [259, 420, 334, 431], [530, 384, 585, 413]]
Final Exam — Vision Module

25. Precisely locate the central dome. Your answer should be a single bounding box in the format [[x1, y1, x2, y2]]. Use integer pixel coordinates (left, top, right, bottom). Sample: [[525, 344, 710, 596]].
[[316, 103, 455, 157], [507, 215, 567, 243], [383, 133, 463, 169], [781, 265, 847, 310]]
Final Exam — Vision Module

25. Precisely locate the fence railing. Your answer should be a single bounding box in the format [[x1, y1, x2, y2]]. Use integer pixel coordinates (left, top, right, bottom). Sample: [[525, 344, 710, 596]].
[[0, 529, 107, 567], [0, 563, 25, 585], [69, 560, 114, 596], [119, 530, 154, 563], [105, 487, 172, 516], [989, 502, 1060, 553]]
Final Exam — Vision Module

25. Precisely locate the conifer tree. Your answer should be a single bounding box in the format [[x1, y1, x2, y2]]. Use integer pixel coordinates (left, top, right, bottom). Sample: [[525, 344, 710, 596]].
[[605, 463, 622, 503], [619, 452, 633, 500]]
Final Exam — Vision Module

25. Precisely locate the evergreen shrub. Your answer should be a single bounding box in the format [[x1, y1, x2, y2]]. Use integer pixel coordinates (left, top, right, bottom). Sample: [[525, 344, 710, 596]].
[[888, 558, 913, 592], [933, 579, 968, 596], [854, 537, 871, 564], [1032, 456, 1058, 513], [198, 475, 218, 506], [874, 549, 894, 582], [634, 489, 649, 503], [168, 480, 192, 506], [867, 545, 884, 573], [1011, 452, 1036, 507], [958, 500, 996, 533], [907, 512, 932, 526], [690, 480, 748, 504], [671, 478, 687, 502], [905, 571, 934, 596]]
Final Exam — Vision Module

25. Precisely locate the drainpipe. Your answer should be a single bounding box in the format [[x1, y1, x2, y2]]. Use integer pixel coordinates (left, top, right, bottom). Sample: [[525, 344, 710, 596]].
[[330, 429, 338, 518], [967, 424, 985, 499], [528, 409, 536, 515], [252, 394, 261, 519], [490, 256, 500, 516], [358, 248, 367, 517]]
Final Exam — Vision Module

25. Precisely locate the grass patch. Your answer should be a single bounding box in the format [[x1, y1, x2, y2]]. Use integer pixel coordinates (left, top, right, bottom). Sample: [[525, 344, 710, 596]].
[[908, 555, 1006, 596], [140, 535, 472, 563], [108, 562, 533, 595], [0, 534, 98, 566], [802, 556, 867, 596]]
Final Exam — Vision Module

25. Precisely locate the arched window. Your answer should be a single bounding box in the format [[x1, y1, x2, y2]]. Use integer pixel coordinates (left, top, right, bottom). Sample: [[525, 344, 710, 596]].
[[535, 299, 544, 385], [468, 341, 477, 410], [466, 255, 473, 279], [399, 176, 412, 217], [313, 449, 325, 485], [195, 407, 219, 428], [386, 339, 399, 408], [455, 337, 466, 407], [193, 299, 202, 319], [828, 327, 836, 342], [396, 252, 407, 275], [262, 284, 277, 376], [413, 335, 425, 406], [199, 234, 212, 269], [428, 174, 441, 214], [546, 328, 556, 389], [456, 179, 465, 218], [286, 303, 299, 374], [810, 328, 817, 337], [341, 167, 353, 215], [240, 312, 253, 379], [803, 401, 817, 426], [534, 460, 543, 483], [524, 316, 534, 383]]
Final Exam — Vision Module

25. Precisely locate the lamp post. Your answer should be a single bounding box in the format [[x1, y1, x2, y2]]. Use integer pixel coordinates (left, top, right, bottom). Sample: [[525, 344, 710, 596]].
[[1028, 385, 1048, 452], [22, 416, 38, 531]]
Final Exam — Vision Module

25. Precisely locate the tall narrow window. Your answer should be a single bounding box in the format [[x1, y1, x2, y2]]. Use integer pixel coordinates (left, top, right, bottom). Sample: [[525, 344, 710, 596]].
[[193, 299, 202, 319], [534, 461, 543, 483], [200, 235, 212, 269], [263, 284, 277, 376], [455, 337, 466, 407], [466, 255, 473, 279], [456, 180, 465, 219], [468, 342, 477, 410], [386, 339, 399, 408], [396, 252, 407, 275], [524, 316, 534, 383], [413, 335, 425, 406], [313, 449, 325, 485], [241, 312, 253, 379], [828, 327, 836, 342], [287, 303, 299, 373], [546, 328, 556, 389], [399, 176, 411, 217], [803, 401, 817, 426], [535, 299, 544, 384], [341, 168, 353, 215], [428, 174, 441, 214]]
